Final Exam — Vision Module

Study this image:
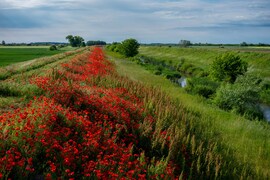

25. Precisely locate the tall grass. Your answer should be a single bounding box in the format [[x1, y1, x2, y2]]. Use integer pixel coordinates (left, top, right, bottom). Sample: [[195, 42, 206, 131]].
[[106, 50, 270, 179], [0, 48, 90, 111], [0, 48, 88, 80]]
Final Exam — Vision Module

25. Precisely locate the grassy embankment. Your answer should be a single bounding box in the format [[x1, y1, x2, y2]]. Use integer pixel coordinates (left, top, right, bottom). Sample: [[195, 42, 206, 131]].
[[0, 46, 76, 67], [106, 49, 270, 179], [139, 46, 270, 81], [0, 47, 88, 112]]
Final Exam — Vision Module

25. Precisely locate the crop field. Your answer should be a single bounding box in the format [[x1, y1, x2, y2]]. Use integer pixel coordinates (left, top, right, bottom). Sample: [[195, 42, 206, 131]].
[[0, 46, 75, 67], [0, 46, 269, 179]]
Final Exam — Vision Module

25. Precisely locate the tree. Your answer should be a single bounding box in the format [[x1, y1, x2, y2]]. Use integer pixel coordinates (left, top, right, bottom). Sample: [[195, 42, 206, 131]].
[[179, 40, 191, 47], [240, 42, 248, 46], [66, 35, 84, 47], [120, 38, 140, 57], [210, 53, 248, 83], [81, 42, 86, 47], [2, 40, 5, 46]]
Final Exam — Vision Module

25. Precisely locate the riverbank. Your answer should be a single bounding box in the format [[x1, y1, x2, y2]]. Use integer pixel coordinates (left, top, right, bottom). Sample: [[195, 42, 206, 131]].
[[106, 50, 270, 178]]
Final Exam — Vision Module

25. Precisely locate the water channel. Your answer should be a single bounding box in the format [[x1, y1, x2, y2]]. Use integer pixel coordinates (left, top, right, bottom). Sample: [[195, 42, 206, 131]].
[[175, 77, 270, 122], [139, 56, 270, 122], [260, 105, 270, 122]]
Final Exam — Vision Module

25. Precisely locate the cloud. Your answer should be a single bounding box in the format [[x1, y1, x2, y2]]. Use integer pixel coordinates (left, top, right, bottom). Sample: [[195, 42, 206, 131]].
[[0, 0, 269, 43]]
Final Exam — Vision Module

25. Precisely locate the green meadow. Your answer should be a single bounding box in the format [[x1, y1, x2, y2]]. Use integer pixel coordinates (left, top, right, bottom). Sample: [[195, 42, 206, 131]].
[[139, 46, 270, 80], [0, 46, 75, 66]]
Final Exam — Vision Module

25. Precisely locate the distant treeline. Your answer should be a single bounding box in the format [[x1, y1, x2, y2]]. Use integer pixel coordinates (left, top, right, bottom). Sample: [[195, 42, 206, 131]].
[[1, 41, 269, 47], [141, 42, 270, 47], [1, 42, 68, 46], [86, 40, 106, 46]]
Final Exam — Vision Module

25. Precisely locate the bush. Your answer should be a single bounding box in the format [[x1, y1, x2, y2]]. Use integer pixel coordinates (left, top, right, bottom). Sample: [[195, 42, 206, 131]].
[[210, 53, 248, 83], [106, 42, 122, 53], [176, 58, 185, 71], [260, 89, 270, 104], [49, 45, 57, 51], [213, 74, 263, 120], [185, 77, 219, 98], [154, 70, 162, 75], [260, 81, 270, 104]]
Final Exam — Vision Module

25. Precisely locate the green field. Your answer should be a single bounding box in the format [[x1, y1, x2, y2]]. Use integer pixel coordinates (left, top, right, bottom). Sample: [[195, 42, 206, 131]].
[[139, 46, 270, 80], [0, 46, 76, 66]]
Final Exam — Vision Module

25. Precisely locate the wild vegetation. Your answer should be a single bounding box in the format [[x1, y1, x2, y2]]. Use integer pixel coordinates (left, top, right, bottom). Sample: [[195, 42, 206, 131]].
[[106, 45, 270, 179], [0, 43, 269, 179], [140, 46, 270, 79], [107, 38, 140, 57], [137, 46, 270, 118]]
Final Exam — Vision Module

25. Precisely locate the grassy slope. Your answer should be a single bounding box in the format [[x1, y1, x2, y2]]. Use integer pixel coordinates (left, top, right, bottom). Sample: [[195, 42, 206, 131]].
[[0, 47, 88, 113], [0, 46, 76, 66], [106, 50, 270, 177], [140, 46, 270, 80]]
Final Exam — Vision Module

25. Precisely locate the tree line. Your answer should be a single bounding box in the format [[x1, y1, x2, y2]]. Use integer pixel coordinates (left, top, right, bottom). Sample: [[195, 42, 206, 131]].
[[65, 35, 107, 47]]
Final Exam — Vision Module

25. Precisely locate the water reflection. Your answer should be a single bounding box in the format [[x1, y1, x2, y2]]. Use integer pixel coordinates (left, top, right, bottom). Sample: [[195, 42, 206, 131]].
[[177, 77, 187, 87], [260, 105, 270, 122]]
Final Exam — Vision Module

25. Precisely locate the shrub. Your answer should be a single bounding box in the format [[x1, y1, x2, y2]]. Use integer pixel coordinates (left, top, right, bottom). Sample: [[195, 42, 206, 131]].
[[176, 57, 185, 71], [154, 70, 162, 75], [106, 42, 122, 53], [49, 45, 57, 51], [260, 81, 270, 104], [185, 77, 219, 98], [213, 74, 263, 120], [210, 53, 248, 83]]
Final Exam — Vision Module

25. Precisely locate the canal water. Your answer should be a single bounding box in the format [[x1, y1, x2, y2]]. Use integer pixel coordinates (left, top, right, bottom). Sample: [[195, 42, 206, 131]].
[[139, 56, 270, 122], [260, 105, 270, 122], [176, 77, 270, 122]]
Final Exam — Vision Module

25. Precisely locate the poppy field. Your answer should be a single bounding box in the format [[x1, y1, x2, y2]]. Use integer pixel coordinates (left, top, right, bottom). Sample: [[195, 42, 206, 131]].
[[0, 47, 181, 179], [0, 47, 266, 179]]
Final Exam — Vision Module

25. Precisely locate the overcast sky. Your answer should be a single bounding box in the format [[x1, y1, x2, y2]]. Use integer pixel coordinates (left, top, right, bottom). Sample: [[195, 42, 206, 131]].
[[0, 0, 269, 44]]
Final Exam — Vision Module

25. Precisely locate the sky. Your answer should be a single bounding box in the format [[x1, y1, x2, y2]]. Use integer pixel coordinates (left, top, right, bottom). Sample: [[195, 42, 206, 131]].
[[0, 0, 270, 44]]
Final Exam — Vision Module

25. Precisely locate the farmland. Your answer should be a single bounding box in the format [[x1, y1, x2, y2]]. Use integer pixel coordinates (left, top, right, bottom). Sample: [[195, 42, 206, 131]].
[[0, 46, 269, 179], [0, 46, 75, 66]]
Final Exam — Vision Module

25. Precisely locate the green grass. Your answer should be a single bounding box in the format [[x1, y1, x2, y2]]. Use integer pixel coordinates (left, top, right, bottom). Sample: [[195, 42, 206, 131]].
[[139, 46, 270, 80], [106, 50, 270, 178], [0, 47, 89, 111], [0, 46, 76, 66]]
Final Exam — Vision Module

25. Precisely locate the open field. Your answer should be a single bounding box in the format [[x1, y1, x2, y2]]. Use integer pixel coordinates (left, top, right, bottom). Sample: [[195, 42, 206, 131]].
[[0, 46, 76, 66], [139, 46, 270, 80]]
